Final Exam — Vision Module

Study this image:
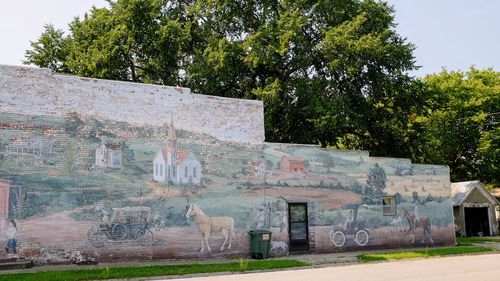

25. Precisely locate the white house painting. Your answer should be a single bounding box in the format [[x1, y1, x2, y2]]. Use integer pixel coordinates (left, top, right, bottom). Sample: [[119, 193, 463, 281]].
[[95, 140, 123, 169], [153, 117, 202, 185]]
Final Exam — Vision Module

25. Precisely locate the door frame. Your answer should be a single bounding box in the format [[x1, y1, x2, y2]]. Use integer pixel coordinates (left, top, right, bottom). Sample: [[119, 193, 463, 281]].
[[464, 206, 492, 236], [288, 202, 310, 251]]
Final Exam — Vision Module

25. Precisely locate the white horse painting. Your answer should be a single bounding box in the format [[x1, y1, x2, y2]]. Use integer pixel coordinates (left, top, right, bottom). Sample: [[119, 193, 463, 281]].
[[185, 204, 235, 252]]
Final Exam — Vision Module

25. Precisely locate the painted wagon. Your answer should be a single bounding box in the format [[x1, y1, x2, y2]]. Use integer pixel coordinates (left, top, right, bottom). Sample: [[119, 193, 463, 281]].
[[87, 206, 155, 247]]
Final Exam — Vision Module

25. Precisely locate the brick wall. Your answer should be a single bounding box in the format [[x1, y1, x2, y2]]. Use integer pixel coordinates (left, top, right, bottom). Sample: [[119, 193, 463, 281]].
[[0, 65, 455, 264]]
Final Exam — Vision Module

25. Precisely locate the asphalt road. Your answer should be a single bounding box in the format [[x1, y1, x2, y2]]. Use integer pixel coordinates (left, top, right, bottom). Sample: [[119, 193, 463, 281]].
[[166, 253, 500, 281]]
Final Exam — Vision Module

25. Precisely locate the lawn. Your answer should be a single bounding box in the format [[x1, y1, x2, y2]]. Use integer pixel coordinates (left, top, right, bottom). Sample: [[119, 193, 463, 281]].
[[0, 260, 307, 281], [357, 246, 494, 262], [456, 236, 500, 246]]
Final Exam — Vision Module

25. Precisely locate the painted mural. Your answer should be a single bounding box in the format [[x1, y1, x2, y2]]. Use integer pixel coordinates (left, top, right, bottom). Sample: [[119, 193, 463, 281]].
[[261, 144, 455, 252], [0, 66, 455, 265], [0, 111, 272, 263], [0, 110, 455, 264]]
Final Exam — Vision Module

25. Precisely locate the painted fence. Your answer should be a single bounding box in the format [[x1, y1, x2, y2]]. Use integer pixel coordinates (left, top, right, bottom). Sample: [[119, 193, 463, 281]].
[[0, 65, 454, 264]]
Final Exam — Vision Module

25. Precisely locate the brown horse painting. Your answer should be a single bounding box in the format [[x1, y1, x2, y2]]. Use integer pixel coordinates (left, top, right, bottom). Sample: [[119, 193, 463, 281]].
[[403, 209, 433, 244], [185, 204, 235, 252]]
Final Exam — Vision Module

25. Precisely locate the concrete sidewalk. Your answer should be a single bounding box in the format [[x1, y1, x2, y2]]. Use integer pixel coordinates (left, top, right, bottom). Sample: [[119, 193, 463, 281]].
[[166, 253, 500, 281], [0, 246, 388, 274], [0, 243, 497, 276]]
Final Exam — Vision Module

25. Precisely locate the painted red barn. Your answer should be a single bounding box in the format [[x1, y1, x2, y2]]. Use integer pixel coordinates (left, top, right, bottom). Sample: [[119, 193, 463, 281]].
[[280, 155, 305, 173]]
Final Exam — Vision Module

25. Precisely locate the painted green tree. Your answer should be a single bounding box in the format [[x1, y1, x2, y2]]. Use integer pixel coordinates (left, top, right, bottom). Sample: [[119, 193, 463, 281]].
[[363, 163, 387, 204]]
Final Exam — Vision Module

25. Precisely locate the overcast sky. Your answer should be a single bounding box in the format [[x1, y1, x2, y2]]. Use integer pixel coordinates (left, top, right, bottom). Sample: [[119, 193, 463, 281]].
[[0, 0, 498, 77]]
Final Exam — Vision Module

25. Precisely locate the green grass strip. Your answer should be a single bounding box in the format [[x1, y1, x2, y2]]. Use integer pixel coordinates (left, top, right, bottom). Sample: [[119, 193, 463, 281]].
[[457, 236, 500, 246], [0, 259, 307, 281], [357, 246, 494, 262]]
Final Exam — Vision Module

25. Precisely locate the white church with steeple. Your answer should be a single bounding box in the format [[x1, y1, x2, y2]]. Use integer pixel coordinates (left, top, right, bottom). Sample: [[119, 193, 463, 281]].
[[152, 116, 202, 185]]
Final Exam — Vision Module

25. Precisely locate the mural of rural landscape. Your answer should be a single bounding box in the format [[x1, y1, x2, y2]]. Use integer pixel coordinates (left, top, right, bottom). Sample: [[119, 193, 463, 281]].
[[262, 144, 455, 252], [0, 111, 455, 264], [0, 111, 268, 263]]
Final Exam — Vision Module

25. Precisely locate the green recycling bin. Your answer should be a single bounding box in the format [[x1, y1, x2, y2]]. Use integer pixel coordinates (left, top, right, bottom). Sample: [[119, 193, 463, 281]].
[[248, 229, 272, 259]]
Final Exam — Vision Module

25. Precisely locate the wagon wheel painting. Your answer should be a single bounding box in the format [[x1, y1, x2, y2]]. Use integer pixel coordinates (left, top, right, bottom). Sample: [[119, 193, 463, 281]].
[[330, 230, 346, 247], [88, 225, 108, 248], [329, 204, 371, 248], [354, 229, 369, 246], [111, 224, 128, 240], [136, 229, 155, 246]]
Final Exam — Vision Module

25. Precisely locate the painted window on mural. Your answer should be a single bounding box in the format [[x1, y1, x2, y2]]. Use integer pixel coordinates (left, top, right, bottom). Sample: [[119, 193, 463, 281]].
[[155, 164, 158, 176], [185, 166, 188, 177], [160, 164, 163, 176], [193, 167, 197, 178], [382, 196, 397, 216]]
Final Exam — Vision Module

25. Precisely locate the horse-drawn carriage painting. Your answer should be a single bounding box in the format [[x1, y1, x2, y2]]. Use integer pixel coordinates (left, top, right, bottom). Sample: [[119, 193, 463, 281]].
[[87, 206, 154, 248], [0, 65, 455, 264]]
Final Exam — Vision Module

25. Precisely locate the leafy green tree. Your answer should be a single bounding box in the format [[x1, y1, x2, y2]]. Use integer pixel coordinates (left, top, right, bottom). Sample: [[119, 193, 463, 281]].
[[410, 68, 499, 187], [24, 24, 68, 72], [25, 0, 420, 159]]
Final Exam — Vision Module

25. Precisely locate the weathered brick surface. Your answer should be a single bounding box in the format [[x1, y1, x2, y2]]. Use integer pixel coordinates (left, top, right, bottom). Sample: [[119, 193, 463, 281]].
[[0, 65, 264, 145], [0, 65, 455, 264]]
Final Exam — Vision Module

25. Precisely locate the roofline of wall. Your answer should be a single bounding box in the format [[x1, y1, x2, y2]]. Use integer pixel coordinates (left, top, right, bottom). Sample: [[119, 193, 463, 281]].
[[0, 64, 264, 106]]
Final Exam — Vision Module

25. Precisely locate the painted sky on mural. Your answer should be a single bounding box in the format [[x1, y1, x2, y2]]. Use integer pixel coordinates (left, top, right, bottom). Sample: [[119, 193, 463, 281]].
[[0, 0, 498, 77]]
